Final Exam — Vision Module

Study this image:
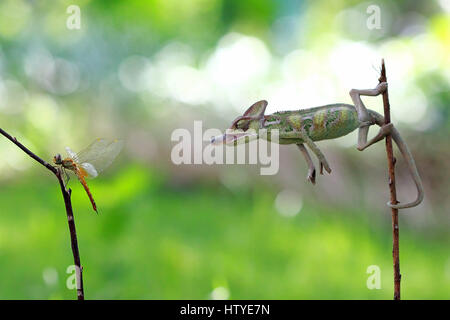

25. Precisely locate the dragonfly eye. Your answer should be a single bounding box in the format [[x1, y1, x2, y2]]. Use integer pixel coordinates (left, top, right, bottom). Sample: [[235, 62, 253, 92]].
[[53, 154, 62, 165]]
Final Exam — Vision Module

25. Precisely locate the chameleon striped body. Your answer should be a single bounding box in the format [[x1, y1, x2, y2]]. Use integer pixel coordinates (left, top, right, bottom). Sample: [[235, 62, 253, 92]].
[[262, 104, 360, 144]]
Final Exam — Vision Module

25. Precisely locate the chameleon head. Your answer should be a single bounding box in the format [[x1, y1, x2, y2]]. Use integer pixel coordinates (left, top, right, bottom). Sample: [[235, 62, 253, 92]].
[[210, 100, 268, 146], [53, 153, 62, 165]]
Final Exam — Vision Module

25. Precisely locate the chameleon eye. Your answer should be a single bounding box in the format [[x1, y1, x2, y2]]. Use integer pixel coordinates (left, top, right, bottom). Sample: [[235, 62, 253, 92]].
[[236, 119, 249, 131]]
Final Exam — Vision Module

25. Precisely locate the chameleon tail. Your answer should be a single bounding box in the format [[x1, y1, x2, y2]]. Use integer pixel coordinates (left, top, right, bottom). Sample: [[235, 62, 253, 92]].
[[389, 127, 424, 209], [76, 172, 98, 213], [370, 110, 424, 209]]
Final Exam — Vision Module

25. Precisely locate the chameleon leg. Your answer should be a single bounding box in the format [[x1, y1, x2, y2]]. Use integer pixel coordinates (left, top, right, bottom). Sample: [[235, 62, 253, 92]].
[[357, 123, 393, 151], [299, 130, 332, 174], [297, 143, 316, 184], [349, 82, 388, 149]]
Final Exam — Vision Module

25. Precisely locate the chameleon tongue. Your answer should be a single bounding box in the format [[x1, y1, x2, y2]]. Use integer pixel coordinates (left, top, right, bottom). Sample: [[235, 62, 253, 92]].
[[211, 130, 251, 145], [210, 134, 226, 146], [210, 132, 239, 145]]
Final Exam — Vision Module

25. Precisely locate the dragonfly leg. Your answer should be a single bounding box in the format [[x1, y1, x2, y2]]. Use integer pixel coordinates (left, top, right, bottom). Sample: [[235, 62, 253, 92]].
[[62, 168, 71, 187]]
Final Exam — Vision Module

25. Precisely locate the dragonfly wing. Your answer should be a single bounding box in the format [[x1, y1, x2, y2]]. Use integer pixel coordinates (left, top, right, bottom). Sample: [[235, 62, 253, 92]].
[[75, 138, 124, 175], [81, 162, 98, 178], [65, 147, 79, 162]]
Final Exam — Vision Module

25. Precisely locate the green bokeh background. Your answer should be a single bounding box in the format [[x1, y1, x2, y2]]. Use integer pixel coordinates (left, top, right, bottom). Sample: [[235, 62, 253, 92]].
[[0, 0, 449, 299]]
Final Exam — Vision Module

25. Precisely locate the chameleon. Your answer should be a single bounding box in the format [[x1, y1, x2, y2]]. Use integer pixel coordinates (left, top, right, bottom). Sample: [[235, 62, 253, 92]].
[[211, 82, 424, 209]]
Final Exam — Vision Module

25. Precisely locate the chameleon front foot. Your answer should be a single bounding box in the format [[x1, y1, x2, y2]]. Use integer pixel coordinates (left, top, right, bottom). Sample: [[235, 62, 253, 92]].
[[306, 167, 316, 185], [319, 160, 332, 175], [305, 161, 330, 184]]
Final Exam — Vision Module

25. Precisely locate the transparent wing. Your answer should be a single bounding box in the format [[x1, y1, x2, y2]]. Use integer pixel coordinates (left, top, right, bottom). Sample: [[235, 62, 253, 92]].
[[69, 138, 124, 177], [65, 147, 79, 162]]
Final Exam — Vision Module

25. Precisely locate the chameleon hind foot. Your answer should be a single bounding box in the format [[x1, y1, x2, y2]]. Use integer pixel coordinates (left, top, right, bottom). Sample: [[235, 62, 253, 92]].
[[357, 123, 394, 151], [376, 81, 388, 94]]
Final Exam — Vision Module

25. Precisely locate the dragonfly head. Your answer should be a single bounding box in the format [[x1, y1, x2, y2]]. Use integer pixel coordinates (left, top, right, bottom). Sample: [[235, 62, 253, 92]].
[[53, 154, 62, 165]]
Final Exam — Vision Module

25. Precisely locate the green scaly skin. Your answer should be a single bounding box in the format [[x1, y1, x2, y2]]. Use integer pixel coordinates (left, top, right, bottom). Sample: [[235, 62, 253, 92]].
[[262, 104, 360, 144]]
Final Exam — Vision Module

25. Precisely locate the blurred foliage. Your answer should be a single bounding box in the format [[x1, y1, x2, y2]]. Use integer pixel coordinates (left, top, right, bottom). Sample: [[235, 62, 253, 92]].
[[0, 166, 448, 299], [0, 0, 449, 299]]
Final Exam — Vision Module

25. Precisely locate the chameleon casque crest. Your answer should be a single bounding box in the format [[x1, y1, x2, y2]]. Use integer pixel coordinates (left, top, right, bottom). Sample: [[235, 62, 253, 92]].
[[212, 82, 424, 210]]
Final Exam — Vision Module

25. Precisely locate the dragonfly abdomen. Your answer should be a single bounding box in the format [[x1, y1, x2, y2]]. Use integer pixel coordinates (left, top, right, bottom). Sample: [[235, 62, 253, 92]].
[[75, 167, 98, 213]]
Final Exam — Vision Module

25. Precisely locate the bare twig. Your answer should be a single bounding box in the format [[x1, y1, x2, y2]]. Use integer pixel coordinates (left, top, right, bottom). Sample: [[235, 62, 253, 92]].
[[0, 128, 85, 300], [0, 129, 57, 174], [378, 59, 401, 300]]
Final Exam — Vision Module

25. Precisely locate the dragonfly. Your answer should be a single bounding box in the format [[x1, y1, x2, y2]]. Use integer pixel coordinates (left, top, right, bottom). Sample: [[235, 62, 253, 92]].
[[53, 138, 124, 213]]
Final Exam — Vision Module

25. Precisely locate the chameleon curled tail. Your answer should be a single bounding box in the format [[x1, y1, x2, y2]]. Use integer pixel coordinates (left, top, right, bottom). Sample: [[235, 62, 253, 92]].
[[369, 110, 424, 209]]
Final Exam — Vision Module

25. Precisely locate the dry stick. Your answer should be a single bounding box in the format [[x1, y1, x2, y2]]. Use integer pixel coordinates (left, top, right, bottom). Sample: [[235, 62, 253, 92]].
[[0, 128, 85, 300], [378, 59, 401, 300]]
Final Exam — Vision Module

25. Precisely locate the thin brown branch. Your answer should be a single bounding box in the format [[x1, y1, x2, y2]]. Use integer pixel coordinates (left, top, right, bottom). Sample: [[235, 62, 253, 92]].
[[378, 59, 401, 300], [0, 128, 85, 300], [56, 168, 84, 300], [0, 128, 57, 174]]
